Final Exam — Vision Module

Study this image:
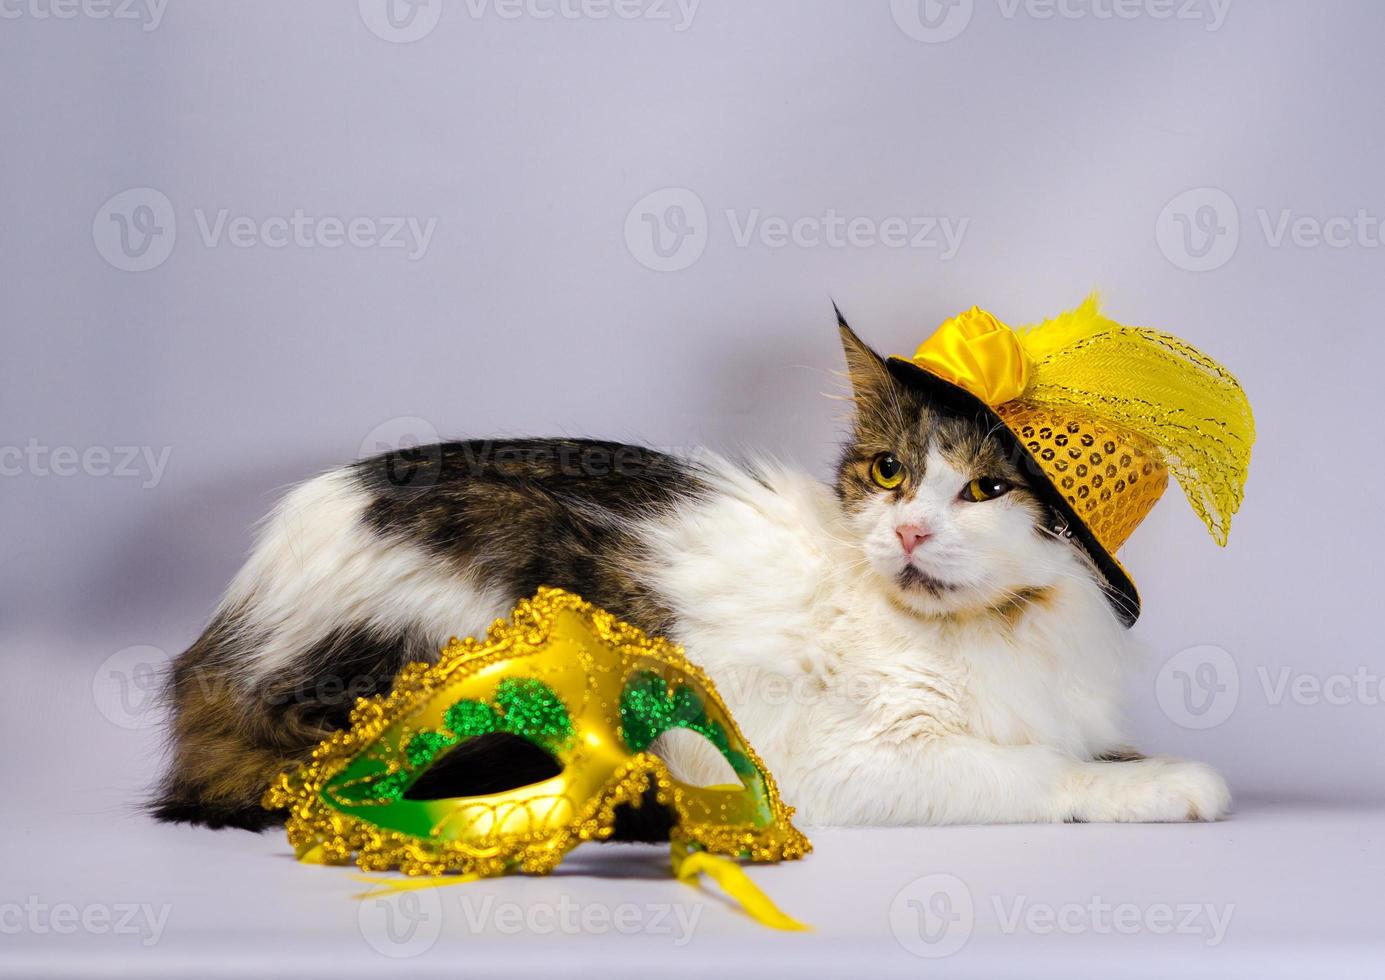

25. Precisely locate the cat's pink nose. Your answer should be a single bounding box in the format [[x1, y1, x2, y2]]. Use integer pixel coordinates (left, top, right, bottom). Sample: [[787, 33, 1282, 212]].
[[895, 523, 932, 556]]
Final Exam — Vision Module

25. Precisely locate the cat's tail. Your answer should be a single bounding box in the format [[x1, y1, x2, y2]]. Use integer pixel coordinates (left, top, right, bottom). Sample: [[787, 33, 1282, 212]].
[[149, 614, 305, 830], [149, 604, 437, 830]]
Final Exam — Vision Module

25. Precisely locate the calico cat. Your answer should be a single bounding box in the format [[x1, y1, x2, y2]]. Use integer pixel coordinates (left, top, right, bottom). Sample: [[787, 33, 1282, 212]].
[[152, 316, 1229, 830]]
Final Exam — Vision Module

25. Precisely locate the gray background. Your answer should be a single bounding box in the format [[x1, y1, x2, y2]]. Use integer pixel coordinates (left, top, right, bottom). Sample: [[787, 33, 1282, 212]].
[[3, 1, 1384, 975]]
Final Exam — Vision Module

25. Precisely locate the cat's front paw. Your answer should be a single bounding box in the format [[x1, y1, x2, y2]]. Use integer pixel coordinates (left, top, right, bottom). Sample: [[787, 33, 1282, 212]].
[[1068, 756, 1230, 823]]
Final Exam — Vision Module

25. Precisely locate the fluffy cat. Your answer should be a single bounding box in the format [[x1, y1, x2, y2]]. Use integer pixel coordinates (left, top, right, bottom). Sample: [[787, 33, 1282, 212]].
[[153, 316, 1229, 830]]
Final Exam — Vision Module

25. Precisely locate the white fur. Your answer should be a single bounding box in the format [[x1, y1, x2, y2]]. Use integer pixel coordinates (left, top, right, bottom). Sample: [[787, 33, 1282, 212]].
[[638, 454, 1229, 825], [224, 457, 1229, 824], [223, 470, 511, 687]]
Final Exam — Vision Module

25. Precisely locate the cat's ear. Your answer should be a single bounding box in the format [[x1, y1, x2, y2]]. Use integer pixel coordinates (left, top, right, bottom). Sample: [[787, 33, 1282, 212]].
[[834, 303, 894, 407]]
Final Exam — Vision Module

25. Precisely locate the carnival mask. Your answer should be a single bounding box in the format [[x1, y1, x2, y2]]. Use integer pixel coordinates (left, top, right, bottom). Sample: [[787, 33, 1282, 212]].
[[266, 588, 811, 928]]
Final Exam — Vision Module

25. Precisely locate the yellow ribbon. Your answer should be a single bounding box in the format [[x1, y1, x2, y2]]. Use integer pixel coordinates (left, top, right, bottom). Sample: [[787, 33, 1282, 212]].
[[338, 842, 809, 932], [352, 873, 481, 901], [670, 840, 811, 932], [909, 305, 1029, 406]]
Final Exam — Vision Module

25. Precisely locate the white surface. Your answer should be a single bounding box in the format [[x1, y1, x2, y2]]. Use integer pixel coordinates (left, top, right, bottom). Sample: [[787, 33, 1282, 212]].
[[5, 648, 1384, 978], [8, 801, 1384, 978]]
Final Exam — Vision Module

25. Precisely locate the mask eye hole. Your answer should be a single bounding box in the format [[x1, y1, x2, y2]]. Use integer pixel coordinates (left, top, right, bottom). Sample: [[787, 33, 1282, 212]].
[[960, 476, 1013, 502], [401, 732, 562, 800], [649, 728, 743, 788], [870, 452, 906, 489]]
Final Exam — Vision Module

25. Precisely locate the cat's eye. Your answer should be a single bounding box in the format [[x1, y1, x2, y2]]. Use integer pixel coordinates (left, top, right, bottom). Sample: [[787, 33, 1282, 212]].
[[960, 477, 1012, 502], [869, 453, 906, 490]]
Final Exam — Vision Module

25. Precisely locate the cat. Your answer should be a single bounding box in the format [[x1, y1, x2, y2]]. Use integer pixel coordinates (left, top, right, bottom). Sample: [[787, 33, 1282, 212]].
[[152, 314, 1229, 831]]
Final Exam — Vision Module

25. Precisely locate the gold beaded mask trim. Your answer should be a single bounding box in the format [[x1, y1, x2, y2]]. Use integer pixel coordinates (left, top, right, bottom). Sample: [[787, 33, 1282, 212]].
[[265, 589, 811, 926]]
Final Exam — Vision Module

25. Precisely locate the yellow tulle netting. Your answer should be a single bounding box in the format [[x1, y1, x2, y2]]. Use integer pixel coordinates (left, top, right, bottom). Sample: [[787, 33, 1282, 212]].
[[1015, 296, 1255, 546]]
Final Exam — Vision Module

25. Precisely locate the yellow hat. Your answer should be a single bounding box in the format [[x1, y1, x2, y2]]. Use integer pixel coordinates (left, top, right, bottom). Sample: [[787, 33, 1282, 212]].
[[885, 296, 1255, 625]]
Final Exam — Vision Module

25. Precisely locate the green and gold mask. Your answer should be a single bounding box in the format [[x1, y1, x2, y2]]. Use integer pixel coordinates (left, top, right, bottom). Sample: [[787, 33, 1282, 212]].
[[265, 588, 810, 928]]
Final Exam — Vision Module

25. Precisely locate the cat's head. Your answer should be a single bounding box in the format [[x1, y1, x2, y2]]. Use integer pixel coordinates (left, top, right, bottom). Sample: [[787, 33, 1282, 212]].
[[834, 317, 1092, 619]]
